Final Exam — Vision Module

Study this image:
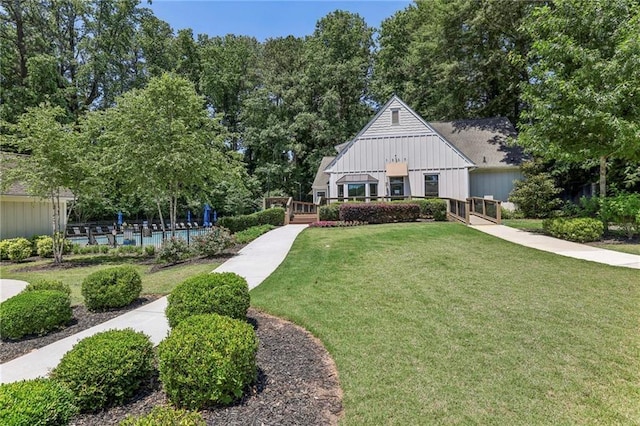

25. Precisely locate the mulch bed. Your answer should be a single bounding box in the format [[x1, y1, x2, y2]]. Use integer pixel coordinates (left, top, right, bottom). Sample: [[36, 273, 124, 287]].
[[0, 295, 163, 363], [1, 306, 343, 425]]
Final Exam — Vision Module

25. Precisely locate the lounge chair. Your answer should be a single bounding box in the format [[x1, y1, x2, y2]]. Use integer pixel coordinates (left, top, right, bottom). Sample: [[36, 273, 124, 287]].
[[152, 224, 158, 231], [193, 222, 198, 228], [72, 226, 82, 235], [95, 226, 105, 234], [133, 224, 140, 232], [179, 222, 186, 229]]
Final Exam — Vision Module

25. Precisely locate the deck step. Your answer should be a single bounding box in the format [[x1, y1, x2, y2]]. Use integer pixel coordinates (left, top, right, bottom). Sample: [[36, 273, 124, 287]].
[[291, 214, 317, 224]]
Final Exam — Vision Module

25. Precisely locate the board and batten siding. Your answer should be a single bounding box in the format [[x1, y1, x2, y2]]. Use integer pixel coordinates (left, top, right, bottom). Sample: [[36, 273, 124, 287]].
[[469, 169, 523, 202], [362, 98, 432, 137], [329, 134, 472, 200], [0, 196, 62, 239]]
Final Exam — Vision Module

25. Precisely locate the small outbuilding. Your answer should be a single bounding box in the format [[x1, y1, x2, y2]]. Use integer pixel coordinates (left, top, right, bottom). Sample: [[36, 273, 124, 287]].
[[312, 95, 525, 203], [0, 169, 74, 240]]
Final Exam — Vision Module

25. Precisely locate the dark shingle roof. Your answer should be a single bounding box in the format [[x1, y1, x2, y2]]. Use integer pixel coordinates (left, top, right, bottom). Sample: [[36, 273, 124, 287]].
[[312, 156, 335, 189], [429, 117, 525, 168], [1, 152, 74, 198]]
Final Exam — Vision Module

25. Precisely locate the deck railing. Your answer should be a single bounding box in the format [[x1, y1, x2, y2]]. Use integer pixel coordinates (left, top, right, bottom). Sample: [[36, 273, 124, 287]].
[[446, 197, 502, 224]]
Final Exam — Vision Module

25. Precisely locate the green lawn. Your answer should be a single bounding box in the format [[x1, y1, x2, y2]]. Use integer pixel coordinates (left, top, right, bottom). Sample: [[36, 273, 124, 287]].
[[592, 243, 640, 256], [251, 223, 640, 425], [503, 218, 544, 231], [0, 256, 220, 305]]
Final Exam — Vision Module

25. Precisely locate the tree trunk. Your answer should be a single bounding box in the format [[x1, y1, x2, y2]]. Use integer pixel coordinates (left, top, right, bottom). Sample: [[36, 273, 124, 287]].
[[51, 191, 63, 264], [599, 156, 607, 197]]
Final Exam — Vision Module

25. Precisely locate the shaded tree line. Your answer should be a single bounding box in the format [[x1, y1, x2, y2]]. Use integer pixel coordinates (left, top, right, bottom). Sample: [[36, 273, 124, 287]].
[[2, 0, 639, 226]]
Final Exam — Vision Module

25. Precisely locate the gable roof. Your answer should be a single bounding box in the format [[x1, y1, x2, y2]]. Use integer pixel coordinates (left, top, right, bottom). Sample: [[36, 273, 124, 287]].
[[428, 118, 525, 168], [1, 152, 74, 199], [312, 156, 335, 189], [326, 95, 474, 171]]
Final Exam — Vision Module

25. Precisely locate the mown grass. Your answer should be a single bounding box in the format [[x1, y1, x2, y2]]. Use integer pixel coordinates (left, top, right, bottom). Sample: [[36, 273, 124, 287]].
[[0, 256, 220, 305], [503, 218, 544, 231], [251, 223, 640, 425]]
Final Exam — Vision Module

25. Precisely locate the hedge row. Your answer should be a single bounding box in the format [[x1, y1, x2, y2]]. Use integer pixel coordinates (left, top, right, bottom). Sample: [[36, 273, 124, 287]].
[[395, 199, 447, 221], [339, 203, 420, 224], [217, 208, 284, 233], [542, 217, 604, 243]]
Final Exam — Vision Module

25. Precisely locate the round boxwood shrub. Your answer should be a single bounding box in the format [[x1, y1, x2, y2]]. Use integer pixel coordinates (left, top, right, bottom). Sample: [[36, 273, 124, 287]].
[[0, 378, 78, 425], [165, 272, 250, 327], [23, 278, 71, 296], [81, 265, 142, 311], [120, 406, 205, 426], [158, 314, 258, 408], [5, 237, 33, 262], [51, 328, 154, 412], [0, 290, 72, 340], [35, 235, 73, 258]]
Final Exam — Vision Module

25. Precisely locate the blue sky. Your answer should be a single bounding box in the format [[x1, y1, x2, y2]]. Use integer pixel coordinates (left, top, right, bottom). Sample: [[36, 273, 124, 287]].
[[144, 0, 412, 40]]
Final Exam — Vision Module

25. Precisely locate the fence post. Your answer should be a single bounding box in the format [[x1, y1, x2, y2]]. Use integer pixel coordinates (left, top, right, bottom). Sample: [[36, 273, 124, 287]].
[[465, 199, 470, 224]]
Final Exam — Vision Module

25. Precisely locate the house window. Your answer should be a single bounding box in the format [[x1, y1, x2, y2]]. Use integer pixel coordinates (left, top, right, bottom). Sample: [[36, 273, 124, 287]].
[[391, 109, 400, 125], [316, 191, 325, 202], [348, 183, 366, 198], [337, 184, 344, 199], [390, 177, 404, 197], [424, 174, 439, 197], [369, 183, 378, 201]]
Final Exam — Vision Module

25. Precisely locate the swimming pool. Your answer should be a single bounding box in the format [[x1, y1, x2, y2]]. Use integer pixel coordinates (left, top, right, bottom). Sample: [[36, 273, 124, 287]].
[[68, 228, 209, 248]]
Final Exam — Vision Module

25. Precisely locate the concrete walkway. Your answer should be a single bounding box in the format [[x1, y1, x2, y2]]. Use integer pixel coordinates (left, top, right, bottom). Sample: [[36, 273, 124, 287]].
[[470, 224, 640, 269], [0, 224, 308, 384], [1, 279, 29, 302]]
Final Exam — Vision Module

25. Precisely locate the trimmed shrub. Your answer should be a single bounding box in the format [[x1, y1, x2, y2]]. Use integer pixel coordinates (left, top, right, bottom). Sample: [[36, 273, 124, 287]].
[[23, 278, 71, 296], [165, 272, 250, 327], [318, 203, 341, 221], [120, 406, 205, 426], [191, 227, 235, 257], [396, 199, 447, 220], [0, 378, 78, 425], [217, 207, 284, 233], [143, 245, 155, 257], [340, 202, 420, 224], [157, 314, 258, 408], [0, 239, 11, 260], [156, 237, 190, 264], [234, 224, 275, 244], [542, 217, 604, 243], [52, 329, 154, 412], [6, 237, 33, 262], [81, 266, 142, 311], [35, 235, 73, 258], [0, 290, 72, 340]]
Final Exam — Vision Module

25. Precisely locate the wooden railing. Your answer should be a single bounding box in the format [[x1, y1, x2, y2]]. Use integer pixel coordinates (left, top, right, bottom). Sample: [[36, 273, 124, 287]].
[[446, 197, 502, 224], [283, 197, 318, 224]]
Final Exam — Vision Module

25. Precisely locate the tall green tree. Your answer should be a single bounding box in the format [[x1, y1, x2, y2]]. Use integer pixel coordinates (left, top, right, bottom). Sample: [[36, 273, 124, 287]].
[[0, 0, 153, 122], [518, 0, 640, 196], [2, 104, 92, 263], [96, 73, 229, 233], [372, 0, 533, 123], [200, 34, 262, 151]]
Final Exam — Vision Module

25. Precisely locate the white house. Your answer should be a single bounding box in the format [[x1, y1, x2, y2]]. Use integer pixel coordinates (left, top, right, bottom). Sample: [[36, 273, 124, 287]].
[[312, 96, 524, 203]]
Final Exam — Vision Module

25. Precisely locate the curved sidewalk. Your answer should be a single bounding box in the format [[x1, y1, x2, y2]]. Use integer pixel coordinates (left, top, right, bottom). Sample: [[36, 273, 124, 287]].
[[0, 224, 308, 384], [470, 224, 640, 269]]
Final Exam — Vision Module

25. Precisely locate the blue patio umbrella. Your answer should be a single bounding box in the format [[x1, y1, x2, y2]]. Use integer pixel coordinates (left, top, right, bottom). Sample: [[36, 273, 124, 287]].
[[213, 210, 217, 224], [117, 211, 123, 225], [203, 204, 211, 226], [187, 210, 191, 223]]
